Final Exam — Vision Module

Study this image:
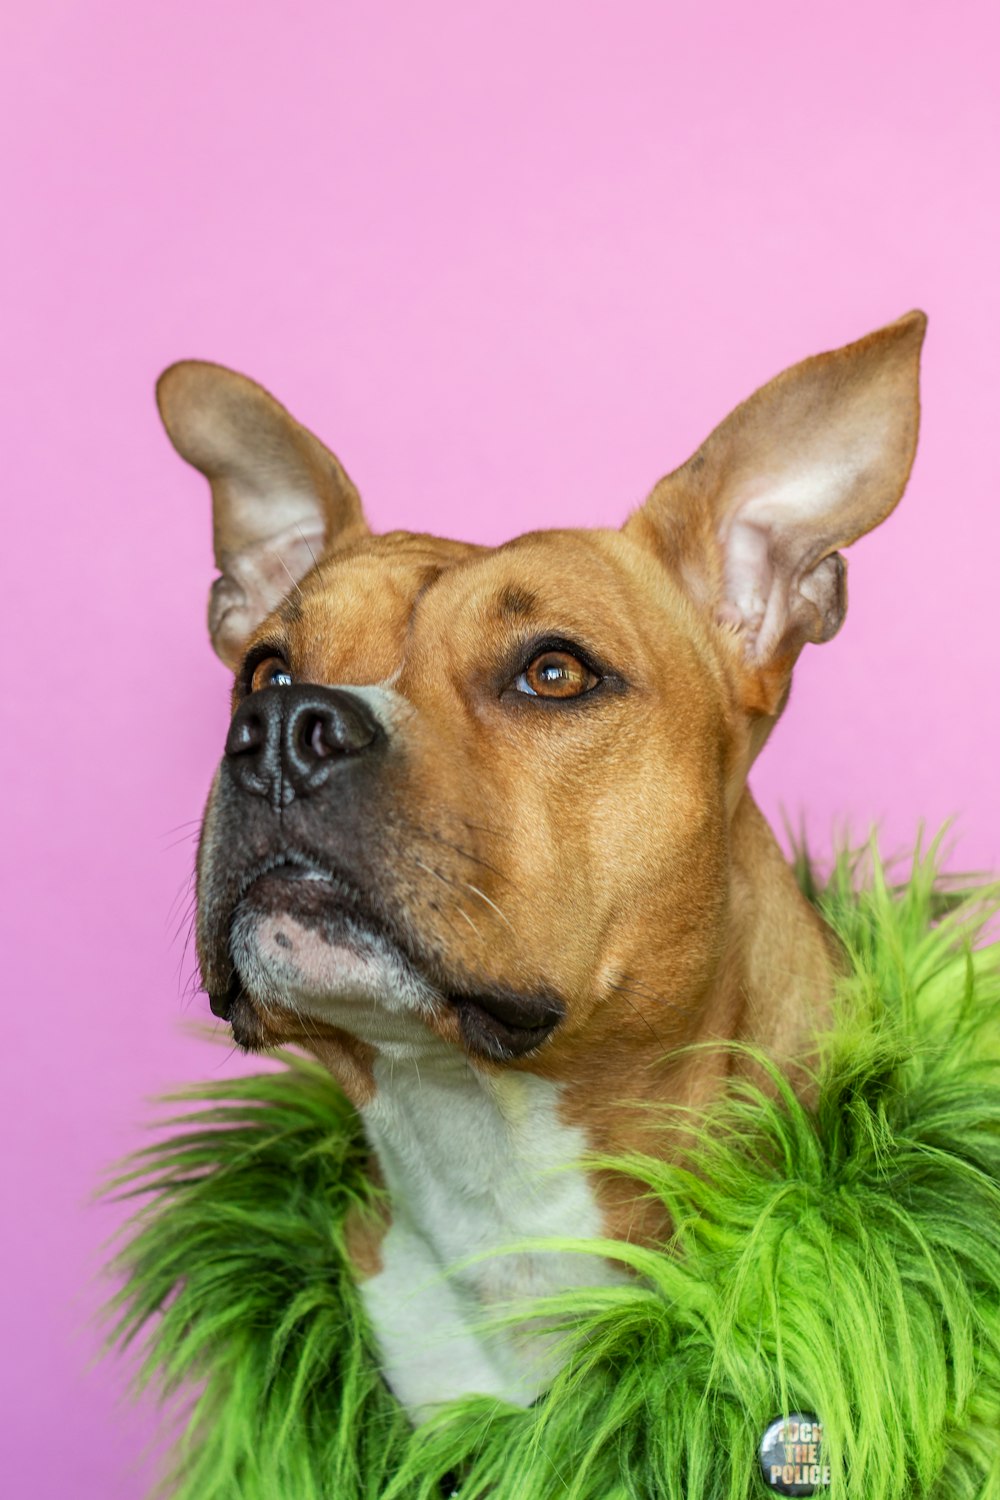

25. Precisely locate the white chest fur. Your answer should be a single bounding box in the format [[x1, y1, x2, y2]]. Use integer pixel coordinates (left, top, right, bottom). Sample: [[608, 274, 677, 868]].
[[357, 1039, 623, 1421]]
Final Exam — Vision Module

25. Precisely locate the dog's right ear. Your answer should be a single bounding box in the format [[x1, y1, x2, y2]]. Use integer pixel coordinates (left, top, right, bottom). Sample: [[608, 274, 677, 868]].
[[156, 362, 369, 668]]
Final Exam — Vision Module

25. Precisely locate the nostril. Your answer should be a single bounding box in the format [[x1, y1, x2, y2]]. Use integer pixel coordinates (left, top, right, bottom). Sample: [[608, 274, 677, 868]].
[[281, 690, 381, 791], [225, 709, 265, 758], [307, 717, 334, 762], [303, 713, 335, 760]]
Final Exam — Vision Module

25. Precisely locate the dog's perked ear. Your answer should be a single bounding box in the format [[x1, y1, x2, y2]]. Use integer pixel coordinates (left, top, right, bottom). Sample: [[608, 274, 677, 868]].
[[156, 362, 369, 667], [624, 310, 927, 720]]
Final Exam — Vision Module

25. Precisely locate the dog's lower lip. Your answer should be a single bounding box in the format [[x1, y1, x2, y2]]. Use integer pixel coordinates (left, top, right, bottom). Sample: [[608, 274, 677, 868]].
[[449, 992, 562, 1031], [447, 991, 564, 1058], [240, 857, 340, 894], [209, 989, 234, 1019], [233, 857, 385, 930], [209, 969, 245, 1020]]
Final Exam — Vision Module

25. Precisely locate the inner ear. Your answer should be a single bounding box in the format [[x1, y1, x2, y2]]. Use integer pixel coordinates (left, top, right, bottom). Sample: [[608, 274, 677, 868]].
[[624, 310, 926, 714], [156, 361, 370, 667]]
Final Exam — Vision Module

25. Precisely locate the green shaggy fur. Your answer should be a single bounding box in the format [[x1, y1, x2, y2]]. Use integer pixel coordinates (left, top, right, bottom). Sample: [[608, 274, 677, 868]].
[[101, 840, 1000, 1498]]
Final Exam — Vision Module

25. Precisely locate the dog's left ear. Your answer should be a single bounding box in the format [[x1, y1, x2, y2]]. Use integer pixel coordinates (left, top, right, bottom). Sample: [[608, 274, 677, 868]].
[[624, 310, 927, 719]]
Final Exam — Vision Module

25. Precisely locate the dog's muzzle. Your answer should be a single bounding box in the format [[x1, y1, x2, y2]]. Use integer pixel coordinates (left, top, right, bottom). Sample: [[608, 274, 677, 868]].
[[198, 682, 566, 1060]]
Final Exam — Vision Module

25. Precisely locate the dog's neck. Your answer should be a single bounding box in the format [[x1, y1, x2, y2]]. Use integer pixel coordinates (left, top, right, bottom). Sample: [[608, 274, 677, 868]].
[[317, 792, 838, 1250], [342, 1035, 624, 1413]]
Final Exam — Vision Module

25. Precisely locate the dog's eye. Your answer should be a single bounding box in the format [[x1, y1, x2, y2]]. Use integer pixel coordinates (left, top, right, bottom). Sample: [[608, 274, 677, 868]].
[[514, 650, 598, 699], [250, 656, 294, 692]]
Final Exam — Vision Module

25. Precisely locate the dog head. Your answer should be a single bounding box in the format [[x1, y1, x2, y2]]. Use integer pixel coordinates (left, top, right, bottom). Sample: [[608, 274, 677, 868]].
[[159, 313, 925, 1081]]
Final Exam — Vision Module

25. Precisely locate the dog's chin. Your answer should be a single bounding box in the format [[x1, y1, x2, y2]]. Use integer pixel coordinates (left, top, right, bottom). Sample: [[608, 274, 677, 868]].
[[206, 861, 565, 1061], [215, 865, 439, 1050]]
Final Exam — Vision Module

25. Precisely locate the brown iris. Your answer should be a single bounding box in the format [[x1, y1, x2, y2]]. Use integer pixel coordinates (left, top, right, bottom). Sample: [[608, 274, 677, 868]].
[[518, 650, 598, 699], [250, 656, 294, 692]]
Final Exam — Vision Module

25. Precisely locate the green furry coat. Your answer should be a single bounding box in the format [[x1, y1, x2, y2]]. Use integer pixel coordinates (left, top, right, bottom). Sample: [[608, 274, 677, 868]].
[[102, 844, 1000, 1498]]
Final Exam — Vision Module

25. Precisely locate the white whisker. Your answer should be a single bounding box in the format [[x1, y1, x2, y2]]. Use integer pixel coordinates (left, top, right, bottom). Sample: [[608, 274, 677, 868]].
[[464, 882, 516, 934], [294, 524, 320, 572], [411, 856, 483, 940], [273, 550, 305, 600]]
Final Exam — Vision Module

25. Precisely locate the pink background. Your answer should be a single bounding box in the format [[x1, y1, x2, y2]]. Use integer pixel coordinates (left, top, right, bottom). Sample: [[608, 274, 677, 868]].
[[2, 2, 998, 1494]]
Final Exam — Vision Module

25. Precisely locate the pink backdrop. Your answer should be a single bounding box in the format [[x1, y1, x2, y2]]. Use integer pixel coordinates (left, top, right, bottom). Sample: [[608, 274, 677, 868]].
[[2, 2, 998, 1494]]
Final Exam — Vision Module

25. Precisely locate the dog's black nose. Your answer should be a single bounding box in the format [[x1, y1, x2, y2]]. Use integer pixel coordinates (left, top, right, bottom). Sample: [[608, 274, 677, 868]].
[[224, 685, 383, 805]]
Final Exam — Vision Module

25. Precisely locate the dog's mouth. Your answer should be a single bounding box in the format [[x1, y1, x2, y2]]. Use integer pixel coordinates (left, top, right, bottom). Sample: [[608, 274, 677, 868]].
[[208, 853, 413, 1017], [209, 856, 564, 1060]]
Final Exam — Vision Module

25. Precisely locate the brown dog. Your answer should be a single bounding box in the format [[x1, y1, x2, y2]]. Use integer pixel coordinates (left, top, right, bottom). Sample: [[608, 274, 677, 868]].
[[157, 311, 925, 1419]]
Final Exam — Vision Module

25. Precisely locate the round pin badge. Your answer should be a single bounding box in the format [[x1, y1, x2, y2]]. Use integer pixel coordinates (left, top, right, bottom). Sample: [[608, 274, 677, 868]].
[[758, 1413, 830, 1495]]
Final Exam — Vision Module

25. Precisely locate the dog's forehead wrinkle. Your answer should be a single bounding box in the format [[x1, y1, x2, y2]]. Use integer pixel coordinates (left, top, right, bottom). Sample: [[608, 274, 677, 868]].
[[288, 536, 489, 682], [494, 584, 538, 620], [392, 559, 454, 679]]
